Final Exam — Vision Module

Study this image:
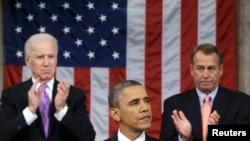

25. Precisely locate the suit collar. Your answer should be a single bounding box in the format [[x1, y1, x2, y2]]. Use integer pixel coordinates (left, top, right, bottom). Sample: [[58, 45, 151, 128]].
[[211, 86, 228, 116], [184, 89, 203, 137]]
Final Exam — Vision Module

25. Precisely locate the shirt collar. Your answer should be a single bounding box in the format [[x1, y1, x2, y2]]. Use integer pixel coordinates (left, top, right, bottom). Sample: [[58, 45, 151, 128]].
[[32, 77, 54, 88], [32, 77, 54, 100], [117, 129, 145, 141], [196, 86, 218, 107]]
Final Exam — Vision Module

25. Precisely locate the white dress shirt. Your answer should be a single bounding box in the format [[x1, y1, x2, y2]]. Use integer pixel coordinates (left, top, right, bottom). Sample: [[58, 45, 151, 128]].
[[23, 77, 68, 125], [117, 129, 145, 141]]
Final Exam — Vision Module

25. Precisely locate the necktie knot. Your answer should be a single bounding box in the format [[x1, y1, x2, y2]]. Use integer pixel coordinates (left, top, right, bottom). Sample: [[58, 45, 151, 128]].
[[203, 95, 210, 104], [41, 83, 47, 91], [40, 84, 50, 105]]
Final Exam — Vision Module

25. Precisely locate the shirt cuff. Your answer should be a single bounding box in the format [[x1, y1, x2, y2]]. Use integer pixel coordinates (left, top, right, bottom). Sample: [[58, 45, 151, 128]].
[[178, 134, 193, 141], [54, 105, 69, 121], [22, 107, 38, 126]]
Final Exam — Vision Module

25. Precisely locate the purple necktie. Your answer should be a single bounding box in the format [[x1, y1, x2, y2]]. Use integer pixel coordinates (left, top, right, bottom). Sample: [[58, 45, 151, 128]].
[[39, 84, 50, 138]]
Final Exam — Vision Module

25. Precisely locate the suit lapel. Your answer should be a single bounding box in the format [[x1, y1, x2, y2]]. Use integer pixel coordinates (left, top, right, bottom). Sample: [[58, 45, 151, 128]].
[[109, 134, 118, 141], [184, 89, 203, 138], [211, 86, 228, 121], [21, 79, 33, 107], [145, 134, 157, 141], [48, 80, 59, 137]]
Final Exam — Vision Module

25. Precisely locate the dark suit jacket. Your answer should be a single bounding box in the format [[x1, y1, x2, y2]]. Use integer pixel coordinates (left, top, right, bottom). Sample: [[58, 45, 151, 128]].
[[0, 78, 95, 141], [104, 133, 159, 141], [159, 86, 250, 141]]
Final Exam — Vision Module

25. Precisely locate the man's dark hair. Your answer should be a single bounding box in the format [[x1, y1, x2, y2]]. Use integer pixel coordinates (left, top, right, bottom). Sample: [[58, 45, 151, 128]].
[[190, 43, 223, 65], [108, 80, 142, 108]]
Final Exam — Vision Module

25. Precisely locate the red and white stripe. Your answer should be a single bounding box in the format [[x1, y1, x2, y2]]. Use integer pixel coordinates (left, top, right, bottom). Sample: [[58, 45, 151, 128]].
[[4, 0, 236, 140]]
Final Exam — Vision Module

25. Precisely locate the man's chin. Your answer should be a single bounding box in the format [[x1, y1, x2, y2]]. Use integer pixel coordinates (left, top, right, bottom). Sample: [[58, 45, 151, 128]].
[[39, 76, 53, 81], [138, 123, 151, 130], [200, 87, 213, 93]]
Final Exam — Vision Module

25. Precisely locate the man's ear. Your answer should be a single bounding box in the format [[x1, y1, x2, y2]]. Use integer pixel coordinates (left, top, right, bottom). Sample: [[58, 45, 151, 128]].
[[189, 64, 194, 76], [109, 108, 120, 122], [25, 56, 31, 67]]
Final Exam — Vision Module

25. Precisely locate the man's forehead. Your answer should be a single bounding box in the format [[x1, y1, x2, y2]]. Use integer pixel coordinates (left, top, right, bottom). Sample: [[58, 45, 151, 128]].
[[120, 87, 148, 100]]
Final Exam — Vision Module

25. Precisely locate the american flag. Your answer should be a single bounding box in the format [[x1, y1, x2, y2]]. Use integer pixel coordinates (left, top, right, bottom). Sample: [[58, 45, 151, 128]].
[[4, 0, 237, 140]]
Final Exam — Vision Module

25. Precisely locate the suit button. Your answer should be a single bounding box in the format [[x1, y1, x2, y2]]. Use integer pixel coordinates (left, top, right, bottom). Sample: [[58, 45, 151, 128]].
[[17, 125, 23, 130]]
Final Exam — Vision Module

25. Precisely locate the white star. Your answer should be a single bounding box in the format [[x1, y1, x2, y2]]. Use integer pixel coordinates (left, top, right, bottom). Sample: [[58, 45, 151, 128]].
[[99, 39, 107, 47], [75, 14, 82, 22], [50, 14, 58, 22], [15, 26, 22, 33], [26, 14, 34, 21], [111, 2, 119, 10], [38, 2, 46, 9], [63, 51, 71, 59], [15, 2, 22, 9], [99, 14, 107, 22], [111, 27, 119, 35], [75, 39, 82, 46], [62, 27, 70, 34], [16, 50, 23, 58], [87, 27, 94, 34], [112, 51, 119, 60], [86, 2, 94, 10], [62, 2, 70, 9], [87, 51, 95, 59], [38, 26, 46, 33]]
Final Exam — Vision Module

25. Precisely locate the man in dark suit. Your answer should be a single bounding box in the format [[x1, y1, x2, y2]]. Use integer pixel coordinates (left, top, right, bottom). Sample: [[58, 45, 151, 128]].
[[104, 80, 158, 141], [159, 43, 250, 141], [0, 33, 96, 141]]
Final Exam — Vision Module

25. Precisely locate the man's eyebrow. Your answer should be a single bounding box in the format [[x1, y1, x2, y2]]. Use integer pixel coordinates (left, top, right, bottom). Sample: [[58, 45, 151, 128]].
[[129, 98, 139, 103]]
